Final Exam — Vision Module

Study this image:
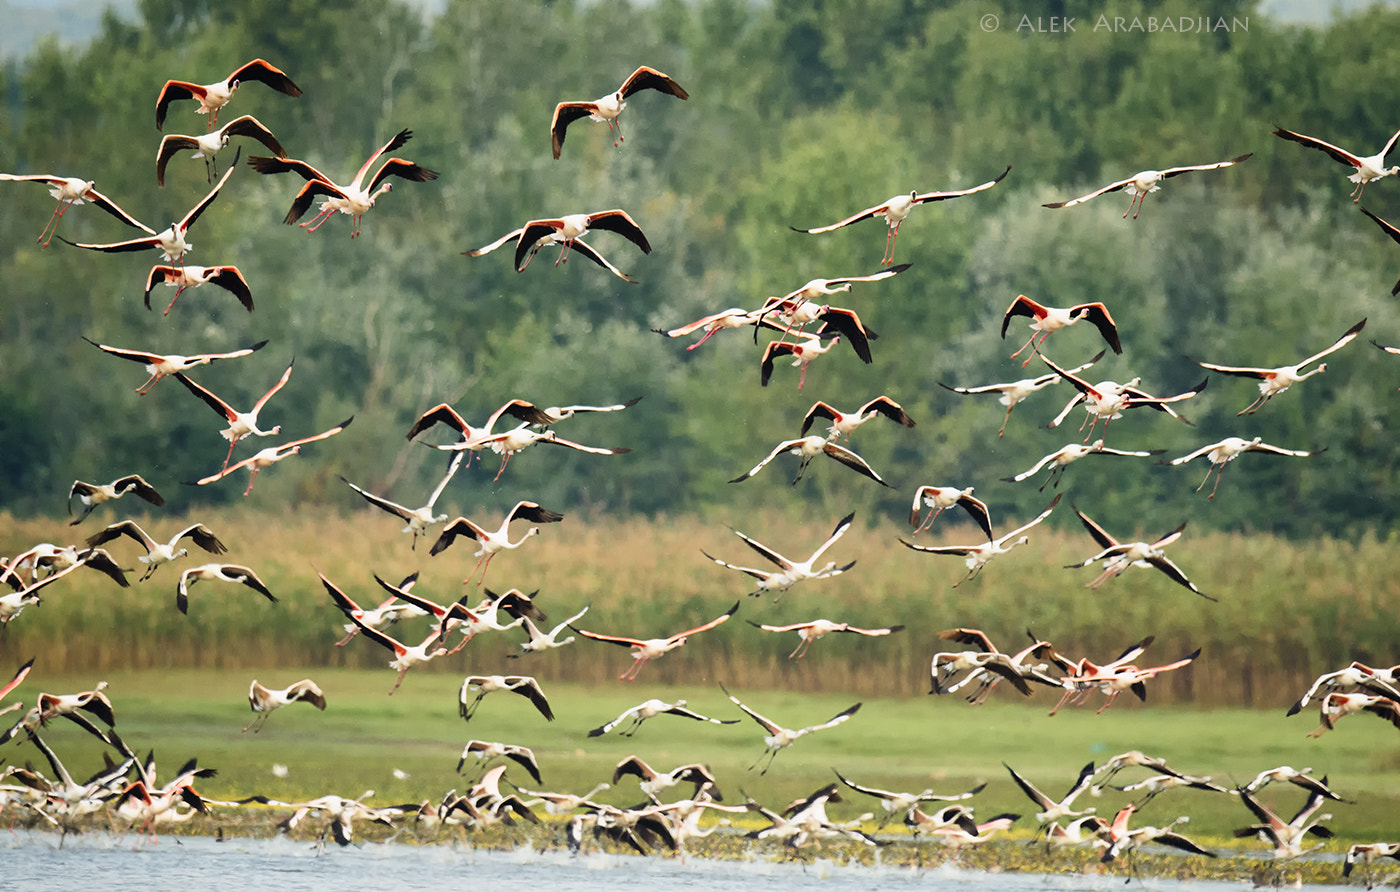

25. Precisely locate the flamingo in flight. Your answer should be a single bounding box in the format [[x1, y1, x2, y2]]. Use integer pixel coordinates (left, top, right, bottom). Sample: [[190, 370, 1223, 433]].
[[1040, 353, 1206, 442], [83, 337, 267, 395], [465, 209, 652, 281], [1196, 318, 1366, 414], [908, 486, 992, 538], [0, 173, 151, 247], [800, 395, 915, 440], [62, 155, 239, 266], [721, 683, 861, 775], [900, 494, 1062, 587], [1004, 761, 1098, 831], [757, 264, 910, 341], [1274, 124, 1400, 202], [939, 350, 1105, 438], [318, 571, 425, 647], [510, 604, 591, 658], [932, 629, 1061, 704], [834, 770, 986, 829], [0, 659, 33, 715], [457, 740, 543, 785], [459, 675, 555, 722], [427, 500, 565, 585], [248, 129, 439, 237], [729, 435, 889, 486], [342, 611, 447, 694], [68, 475, 164, 526], [1100, 804, 1215, 864], [747, 619, 904, 660], [436, 426, 631, 482], [245, 679, 325, 733], [1065, 505, 1212, 600], [792, 166, 1010, 265], [570, 601, 738, 680], [156, 115, 286, 185], [176, 563, 276, 615], [1055, 644, 1202, 716], [1287, 662, 1400, 717], [704, 512, 857, 599], [191, 417, 353, 496], [1164, 436, 1324, 500], [144, 264, 252, 315], [406, 398, 554, 465], [550, 65, 688, 158], [155, 58, 300, 130], [340, 454, 463, 550], [588, 698, 738, 738], [174, 358, 295, 469], [654, 307, 788, 349], [1359, 207, 1400, 296], [1043, 153, 1251, 218], [1234, 786, 1335, 860], [85, 520, 227, 581], [1003, 439, 1165, 491], [759, 336, 844, 389], [1001, 294, 1121, 366], [1306, 692, 1400, 738]]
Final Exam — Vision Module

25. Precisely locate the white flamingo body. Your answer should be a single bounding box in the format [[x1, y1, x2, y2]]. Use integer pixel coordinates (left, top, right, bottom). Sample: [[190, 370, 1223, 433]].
[[245, 678, 325, 732], [900, 494, 1062, 586], [1307, 692, 1400, 738], [793, 167, 1009, 265], [799, 395, 915, 440], [1287, 661, 1400, 716], [512, 606, 590, 657], [1005, 439, 1163, 491], [459, 674, 555, 722], [1066, 506, 1211, 599], [83, 337, 267, 395], [68, 474, 164, 525], [588, 698, 737, 737], [704, 512, 857, 599], [759, 335, 841, 389], [1197, 319, 1365, 414], [749, 618, 904, 660], [729, 435, 889, 486], [177, 563, 275, 615], [572, 602, 738, 680], [550, 66, 688, 158], [721, 683, 861, 774], [155, 58, 300, 130], [1041, 353, 1205, 441], [175, 358, 294, 469], [1275, 125, 1400, 201], [85, 520, 227, 581], [1001, 294, 1122, 364], [156, 115, 285, 185], [428, 500, 564, 584], [0, 173, 152, 246], [341, 452, 463, 549], [939, 350, 1105, 437], [192, 417, 352, 495], [144, 264, 253, 315], [908, 485, 992, 538], [1166, 436, 1323, 499], [1043, 154, 1251, 218]]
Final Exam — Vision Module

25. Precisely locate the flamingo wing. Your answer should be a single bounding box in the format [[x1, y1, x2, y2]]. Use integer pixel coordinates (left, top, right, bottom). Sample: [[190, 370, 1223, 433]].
[[617, 66, 689, 100], [1273, 127, 1364, 167], [583, 209, 652, 253], [915, 166, 1010, 202], [1158, 153, 1252, 178], [565, 237, 639, 283], [227, 59, 302, 97]]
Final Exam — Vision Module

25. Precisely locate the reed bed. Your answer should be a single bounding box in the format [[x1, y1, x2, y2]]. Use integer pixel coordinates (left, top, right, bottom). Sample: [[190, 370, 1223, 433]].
[[3, 506, 1398, 707]]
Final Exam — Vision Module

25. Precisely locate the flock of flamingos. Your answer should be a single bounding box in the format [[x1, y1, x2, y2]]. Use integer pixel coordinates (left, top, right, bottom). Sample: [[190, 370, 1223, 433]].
[[1, 53, 1399, 879]]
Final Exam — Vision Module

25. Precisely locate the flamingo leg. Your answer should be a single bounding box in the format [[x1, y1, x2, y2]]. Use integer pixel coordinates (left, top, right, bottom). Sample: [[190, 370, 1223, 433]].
[[914, 506, 944, 535], [554, 239, 573, 266], [163, 285, 190, 316], [301, 205, 337, 232], [242, 465, 261, 497], [334, 626, 360, 647], [350, 215, 363, 239], [135, 373, 163, 395], [388, 668, 409, 695], [797, 361, 810, 390], [37, 200, 74, 248], [1352, 179, 1366, 203], [220, 436, 241, 472], [882, 222, 901, 266], [492, 453, 512, 482]]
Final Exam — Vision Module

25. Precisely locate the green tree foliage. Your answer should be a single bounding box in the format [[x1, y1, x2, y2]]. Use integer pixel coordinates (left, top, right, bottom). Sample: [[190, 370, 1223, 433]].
[[2, 0, 1399, 542]]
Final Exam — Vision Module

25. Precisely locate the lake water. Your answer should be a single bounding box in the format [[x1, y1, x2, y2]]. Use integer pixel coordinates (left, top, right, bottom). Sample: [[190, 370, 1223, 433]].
[[0, 832, 1357, 892]]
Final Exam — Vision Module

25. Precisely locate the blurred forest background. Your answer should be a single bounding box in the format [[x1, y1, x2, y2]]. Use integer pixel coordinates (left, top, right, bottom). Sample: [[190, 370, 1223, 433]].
[[2, 0, 1400, 697], [3, 0, 1399, 537]]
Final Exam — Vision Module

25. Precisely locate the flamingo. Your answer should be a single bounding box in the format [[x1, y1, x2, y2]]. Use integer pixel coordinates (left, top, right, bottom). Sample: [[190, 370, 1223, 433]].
[[1040, 353, 1206, 441], [571, 601, 738, 680], [156, 115, 285, 185], [932, 628, 1062, 703], [435, 426, 631, 482], [900, 493, 1062, 587], [457, 740, 542, 785], [588, 698, 738, 738], [340, 455, 462, 551], [318, 571, 426, 646], [1043, 815, 1111, 852], [1004, 439, 1164, 491], [925, 813, 1022, 848], [729, 435, 889, 486], [467, 228, 642, 283], [533, 396, 643, 425], [654, 307, 786, 349], [1004, 761, 1098, 831], [612, 756, 722, 803], [1287, 662, 1400, 716], [833, 770, 986, 829], [908, 485, 993, 538], [143, 264, 252, 315], [406, 398, 554, 465], [458, 675, 554, 721], [192, 417, 352, 496], [1047, 636, 1155, 714], [62, 155, 239, 266], [0, 659, 32, 715], [747, 619, 905, 660], [1100, 804, 1214, 864], [1110, 773, 1229, 806], [792, 166, 1010, 265], [1053, 645, 1202, 716], [509, 604, 589, 658], [756, 264, 910, 342], [1093, 750, 1196, 791], [1274, 125, 1400, 202], [1043, 154, 1251, 218], [704, 512, 857, 599], [939, 349, 1106, 438], [1360, 207, 1400, 294], [244, 679, 325, 733], [248, 129, 439, 237], [1307, 692, 1400, 738], [1196, 319, 1366, 414], [1344, 843, 1400, 882], [1001, 294, 1122, 366], [550, 65, 688, 158], [68, 475, 164, 526], [1164, 436, 1324, 500], [1065, 505, 1212, 599], [261, 791, 394, 847], [799, 395, 915, 440], [512, 210, 651, 272], [0, 173, 152, 247], [176, 563, 276, 615], [1242, 766, 1348, 802], [155, 58, 300, 130], [1234, 786, 1334, 859], [428, 500, 564, 585], [174, 359, 294, 470], [1, 542, 129, 590], [83, 336, 267, 394], [720, 683, 861, 774], [758, 301, 879, 362], [759, 336, 842, 389], [343, 613, 447, 694], [5, 681, 116, 749], [85, 520, 227, 581]]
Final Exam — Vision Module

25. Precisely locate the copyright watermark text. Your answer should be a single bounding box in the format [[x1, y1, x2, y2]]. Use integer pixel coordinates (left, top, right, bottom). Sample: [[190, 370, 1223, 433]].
[[979, 13, 1249, 33]]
